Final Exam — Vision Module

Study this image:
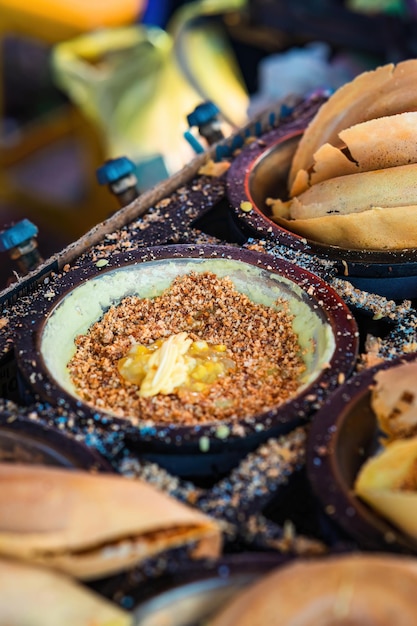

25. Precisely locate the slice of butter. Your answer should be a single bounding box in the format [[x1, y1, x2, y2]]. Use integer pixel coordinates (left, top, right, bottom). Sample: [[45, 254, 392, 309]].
[[354, 436, 417, 538], [118, 332, 235, 397]]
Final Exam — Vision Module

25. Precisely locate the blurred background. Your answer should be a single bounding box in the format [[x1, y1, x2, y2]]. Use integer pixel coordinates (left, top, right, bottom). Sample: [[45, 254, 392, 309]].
[[0, 0, 415, 286]]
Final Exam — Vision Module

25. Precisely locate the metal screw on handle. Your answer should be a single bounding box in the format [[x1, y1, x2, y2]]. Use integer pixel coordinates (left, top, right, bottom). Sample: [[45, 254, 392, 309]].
[[0, 219, 43, 276], [96, 156, 139, 208], [185, 101, 224, 152]]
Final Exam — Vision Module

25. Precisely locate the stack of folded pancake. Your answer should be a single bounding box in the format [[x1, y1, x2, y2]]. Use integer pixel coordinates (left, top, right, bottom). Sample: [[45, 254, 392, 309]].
[[269, 60, 417, 250]]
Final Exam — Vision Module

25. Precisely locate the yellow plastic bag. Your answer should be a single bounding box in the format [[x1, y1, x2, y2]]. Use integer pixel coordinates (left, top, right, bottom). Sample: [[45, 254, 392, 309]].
[[52, 4, 248, 188]]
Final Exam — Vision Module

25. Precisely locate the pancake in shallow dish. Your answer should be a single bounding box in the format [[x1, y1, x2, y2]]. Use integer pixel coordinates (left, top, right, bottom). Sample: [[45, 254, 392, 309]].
[[209, 553, 417, 625], [0, 557, 132, 626], [352, 360, 417, 539], [0, 463, 221, 580], [269, 60, 417, 250], [371, 360, 417, 441], [355, 436, 417, 540]]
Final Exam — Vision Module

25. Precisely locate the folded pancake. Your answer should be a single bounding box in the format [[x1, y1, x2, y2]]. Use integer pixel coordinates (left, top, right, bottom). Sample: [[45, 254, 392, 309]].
[[289, 164, 417, 220], [290, 143, 357, 197], [209, 554, 417, 625], [0, 557, 132, 626], [354, 437, 417, 540], [271, 204, 417, 250], [292, 112, 417, 195], [288, 59, 417, 190], [371, 361, 417, 440], [0, 464, 221, 580]]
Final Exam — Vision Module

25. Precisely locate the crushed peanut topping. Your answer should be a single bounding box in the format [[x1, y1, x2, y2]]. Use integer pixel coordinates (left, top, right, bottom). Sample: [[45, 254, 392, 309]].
[[68, 272, 306, 425]]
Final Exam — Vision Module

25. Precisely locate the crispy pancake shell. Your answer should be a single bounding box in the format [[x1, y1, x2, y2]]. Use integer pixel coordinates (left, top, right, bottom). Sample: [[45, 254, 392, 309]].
[[289, 59, 417, 190], [209, 554, 417, 625], [0, 464, 221, 580], [0, 557, 131, 625]]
